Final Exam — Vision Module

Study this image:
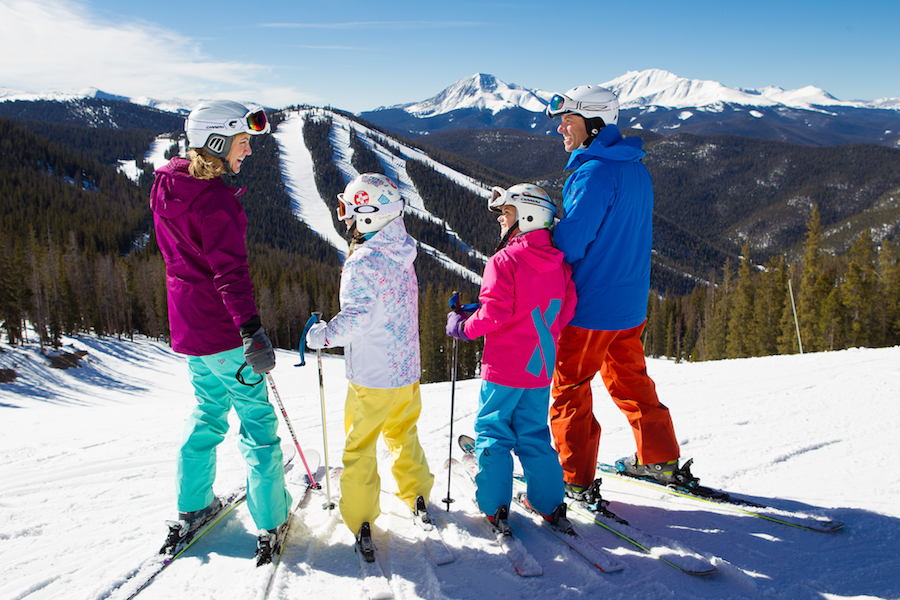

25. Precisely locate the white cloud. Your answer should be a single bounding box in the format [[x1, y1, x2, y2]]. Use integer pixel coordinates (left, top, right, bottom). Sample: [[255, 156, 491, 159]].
[[0, 0, 317, 108]]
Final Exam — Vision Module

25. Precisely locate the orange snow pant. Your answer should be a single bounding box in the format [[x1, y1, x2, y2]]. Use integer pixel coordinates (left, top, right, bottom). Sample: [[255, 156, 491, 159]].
[[550, 322, 680, 487], [339, 382, 434, 535]]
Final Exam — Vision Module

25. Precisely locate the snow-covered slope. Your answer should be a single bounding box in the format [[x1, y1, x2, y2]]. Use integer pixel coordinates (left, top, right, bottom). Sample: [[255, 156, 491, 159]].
[[2, 331, 898, 600], [273, 108, 486, 283]]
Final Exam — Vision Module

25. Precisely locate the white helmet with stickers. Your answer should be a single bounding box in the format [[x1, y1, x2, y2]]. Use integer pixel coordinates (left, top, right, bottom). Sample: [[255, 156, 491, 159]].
[[337, 173, 405, 234], [545, 85, 619, 127], [488, 183, 556, 233], [185, 100, 270, 160]]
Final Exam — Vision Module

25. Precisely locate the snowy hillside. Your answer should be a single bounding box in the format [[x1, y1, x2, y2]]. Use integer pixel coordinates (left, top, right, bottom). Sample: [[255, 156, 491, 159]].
[[2, 331, 899, 600], [272, 107, 488, 283]]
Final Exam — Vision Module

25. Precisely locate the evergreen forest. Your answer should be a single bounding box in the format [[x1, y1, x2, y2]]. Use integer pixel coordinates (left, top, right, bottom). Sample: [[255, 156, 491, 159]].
[[3, 101, 900, 387]]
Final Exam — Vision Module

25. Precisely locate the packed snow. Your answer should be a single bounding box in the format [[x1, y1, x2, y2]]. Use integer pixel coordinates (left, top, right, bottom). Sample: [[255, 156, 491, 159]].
[[2, 328, 899, 600]]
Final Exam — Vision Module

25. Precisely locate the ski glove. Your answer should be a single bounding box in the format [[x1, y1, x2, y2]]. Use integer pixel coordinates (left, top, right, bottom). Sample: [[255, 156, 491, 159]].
[[242, 327, 276, 374], [446, 311, 471, 341], [306, 322, 330, 350]]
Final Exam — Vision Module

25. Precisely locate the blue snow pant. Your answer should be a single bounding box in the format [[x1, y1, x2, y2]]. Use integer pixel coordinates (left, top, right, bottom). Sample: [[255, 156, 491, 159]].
[[474, 381, 565, 517], [176, 346, 292, 532]]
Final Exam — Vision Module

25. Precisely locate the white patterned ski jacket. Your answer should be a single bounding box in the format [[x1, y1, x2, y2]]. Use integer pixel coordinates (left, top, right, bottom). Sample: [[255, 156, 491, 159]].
[[319, 217, 421, 389]]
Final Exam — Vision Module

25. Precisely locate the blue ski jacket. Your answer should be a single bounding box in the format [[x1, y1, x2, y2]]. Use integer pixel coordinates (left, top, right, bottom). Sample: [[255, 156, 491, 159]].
[[553, 124, 653, 331]]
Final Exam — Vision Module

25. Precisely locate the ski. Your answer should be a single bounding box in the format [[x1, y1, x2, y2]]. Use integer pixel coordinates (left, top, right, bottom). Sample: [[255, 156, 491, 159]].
[[597, 462, 844, 533], [103, 447, 297, 600], [446, 457, 542, 577], [327, 466, 394, 600], [511, 492, 625, 573], [356, 526, 394, 600], [410, 496, 455, 566], [457, 429, 717, 578], [254, 450, 321, 599], [568, 500, 717, 576]]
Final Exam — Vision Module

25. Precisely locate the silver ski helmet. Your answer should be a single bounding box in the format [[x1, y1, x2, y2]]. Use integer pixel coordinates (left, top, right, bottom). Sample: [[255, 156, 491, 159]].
[[488, 183, 556, 233], [337, 173, 405, 234], [185, 100, 270, 160]]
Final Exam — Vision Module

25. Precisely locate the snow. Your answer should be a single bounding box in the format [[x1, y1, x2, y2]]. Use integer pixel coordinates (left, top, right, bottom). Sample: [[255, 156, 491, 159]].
[[273, 108, 486, 281], [379, 74, 550, 117], [2, 329, 899, 600]]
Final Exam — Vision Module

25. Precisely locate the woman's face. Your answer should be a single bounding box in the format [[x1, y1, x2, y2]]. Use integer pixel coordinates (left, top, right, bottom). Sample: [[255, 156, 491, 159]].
[[498, 204, 517, 238], [226, 133, 252, 173]]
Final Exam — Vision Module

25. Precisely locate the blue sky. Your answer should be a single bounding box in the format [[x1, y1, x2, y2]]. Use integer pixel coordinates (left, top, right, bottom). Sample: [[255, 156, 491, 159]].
[[1, 0, 898, 113]]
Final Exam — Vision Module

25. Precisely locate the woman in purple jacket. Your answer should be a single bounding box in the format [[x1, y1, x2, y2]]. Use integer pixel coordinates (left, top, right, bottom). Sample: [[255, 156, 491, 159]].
[[150, 100, 291, 566], [446, 184, 577, 533]]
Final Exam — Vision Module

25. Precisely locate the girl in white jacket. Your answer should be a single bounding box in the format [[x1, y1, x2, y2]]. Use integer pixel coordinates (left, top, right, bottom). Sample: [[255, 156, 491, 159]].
[[307, 174, 433, 554]]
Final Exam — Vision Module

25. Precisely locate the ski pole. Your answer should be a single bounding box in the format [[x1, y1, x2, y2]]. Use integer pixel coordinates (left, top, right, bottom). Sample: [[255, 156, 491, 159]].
[[312, 312, 336, 512], [266, 372, 319, 489], [442, 292, 462, 511], [298, 312, 335, 513]]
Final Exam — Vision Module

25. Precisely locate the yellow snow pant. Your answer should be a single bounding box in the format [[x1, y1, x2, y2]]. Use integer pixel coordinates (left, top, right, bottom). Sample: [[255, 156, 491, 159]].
[[340, 381, 434, 535]]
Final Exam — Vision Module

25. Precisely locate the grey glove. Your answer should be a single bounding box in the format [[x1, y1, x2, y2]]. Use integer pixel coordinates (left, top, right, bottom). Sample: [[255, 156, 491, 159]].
[[242, 327, 275, 374]]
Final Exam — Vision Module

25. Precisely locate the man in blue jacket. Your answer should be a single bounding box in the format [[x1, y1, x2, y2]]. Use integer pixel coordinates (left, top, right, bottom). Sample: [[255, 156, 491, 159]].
[[545, 85, 694, 504]]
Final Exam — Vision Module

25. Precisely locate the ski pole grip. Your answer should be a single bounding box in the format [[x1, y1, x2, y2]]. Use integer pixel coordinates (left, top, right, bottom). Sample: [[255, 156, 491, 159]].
[[296, 313, 323, 367]]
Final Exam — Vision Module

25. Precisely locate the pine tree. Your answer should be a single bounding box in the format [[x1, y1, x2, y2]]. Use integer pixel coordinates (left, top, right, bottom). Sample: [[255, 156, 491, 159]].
[[753, 254, 787, 356], [705, 261, 732, 360], [797, 206, 824, 351], [726, 240, 755, 358], [841, 229, 876, 348]]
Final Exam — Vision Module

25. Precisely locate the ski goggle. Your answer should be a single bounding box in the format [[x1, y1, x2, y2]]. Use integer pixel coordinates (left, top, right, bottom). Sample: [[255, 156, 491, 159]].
[[546, 93, 611, 118], [336, 195, 405, 220], [488, 186, 553, 213], [190, 108, 270, 135], [244, 109, 269, 133]]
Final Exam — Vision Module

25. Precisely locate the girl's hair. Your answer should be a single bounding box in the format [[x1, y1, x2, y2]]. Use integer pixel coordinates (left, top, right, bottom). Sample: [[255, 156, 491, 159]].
[[187, 149, 225, 180]]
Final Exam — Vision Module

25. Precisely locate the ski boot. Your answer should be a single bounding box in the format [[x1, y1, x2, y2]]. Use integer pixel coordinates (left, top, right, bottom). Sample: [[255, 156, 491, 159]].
[[616, 454, 700, 489], [413, 495, 435, 531], [356, 522, 376, 563], [522, 496, 574, 535], [255, 518, 289, 567], [159, 497, 223, 555], [486, 505, 512, 537]]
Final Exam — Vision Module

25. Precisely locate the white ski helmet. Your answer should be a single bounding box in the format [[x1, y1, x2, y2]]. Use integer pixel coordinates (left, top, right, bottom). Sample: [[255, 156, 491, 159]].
[[546, 85, 619, 127], [488, 183, 556, 233], [185, 100, 270, 160], [337, 173, 405, 234]]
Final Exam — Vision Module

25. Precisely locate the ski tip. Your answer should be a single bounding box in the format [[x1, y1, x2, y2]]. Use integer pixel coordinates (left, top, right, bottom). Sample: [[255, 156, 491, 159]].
[[458, 434, 476, 454]]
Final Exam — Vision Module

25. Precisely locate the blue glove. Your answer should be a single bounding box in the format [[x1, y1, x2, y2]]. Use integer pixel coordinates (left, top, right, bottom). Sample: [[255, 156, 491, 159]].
[[242, 327, 275, 374], [446, 311, 471, 341]]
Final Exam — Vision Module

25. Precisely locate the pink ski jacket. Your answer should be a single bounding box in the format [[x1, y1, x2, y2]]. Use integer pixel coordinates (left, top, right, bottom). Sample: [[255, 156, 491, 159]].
[[463, 228, 577, 389]]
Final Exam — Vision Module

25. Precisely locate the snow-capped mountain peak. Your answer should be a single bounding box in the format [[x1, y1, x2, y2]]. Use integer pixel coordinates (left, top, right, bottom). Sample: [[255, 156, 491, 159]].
[[381, 73, 550, 117]]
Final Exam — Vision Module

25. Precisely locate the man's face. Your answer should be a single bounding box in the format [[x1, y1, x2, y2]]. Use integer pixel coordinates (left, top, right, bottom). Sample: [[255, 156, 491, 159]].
[[557, 113, 588, 153]]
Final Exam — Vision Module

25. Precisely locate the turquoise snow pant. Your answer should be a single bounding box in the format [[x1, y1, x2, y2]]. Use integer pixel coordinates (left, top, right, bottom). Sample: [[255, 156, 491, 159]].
[[176, 346, 292, 531], [474, 381, 565, 517]]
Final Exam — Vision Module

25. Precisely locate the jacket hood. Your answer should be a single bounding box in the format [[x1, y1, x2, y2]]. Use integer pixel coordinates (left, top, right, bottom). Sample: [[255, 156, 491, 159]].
[[566, 124, 646, 171], [150, 157, 244, 219], [505, 229, 563, 273], [360, 216, 417, 269]]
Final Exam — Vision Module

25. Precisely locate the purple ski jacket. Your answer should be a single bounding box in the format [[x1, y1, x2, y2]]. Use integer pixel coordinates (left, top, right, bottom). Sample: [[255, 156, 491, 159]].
[[463, 228, 577, 389], [150, 157, 259, 356]]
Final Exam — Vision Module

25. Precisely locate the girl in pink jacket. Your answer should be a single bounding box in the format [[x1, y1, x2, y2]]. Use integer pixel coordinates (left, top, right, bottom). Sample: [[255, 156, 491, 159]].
[[446, 184, 577, 531]]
